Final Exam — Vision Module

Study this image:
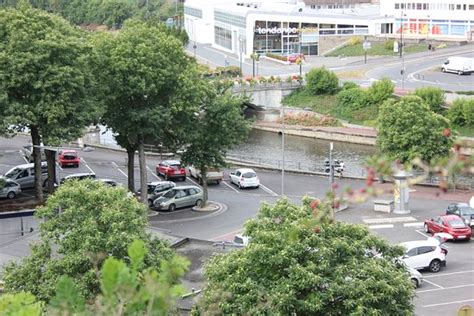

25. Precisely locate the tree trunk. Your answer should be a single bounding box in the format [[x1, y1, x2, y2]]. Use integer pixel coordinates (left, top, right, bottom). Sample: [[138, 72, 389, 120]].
[[44, 149, 57, 194], [200, 165, 208, 207], [126, 147, 135, 192], [30, 126, 43, 201], [138, 137, 147, 204]]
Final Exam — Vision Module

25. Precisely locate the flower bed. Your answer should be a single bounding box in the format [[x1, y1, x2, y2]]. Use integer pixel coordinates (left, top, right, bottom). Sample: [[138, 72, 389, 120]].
[[280, 112, 341, 127]]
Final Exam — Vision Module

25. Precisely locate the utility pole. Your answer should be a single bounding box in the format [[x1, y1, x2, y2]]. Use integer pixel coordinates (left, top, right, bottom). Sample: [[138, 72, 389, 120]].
[[399, 8, 404, 59], [239, 37, 243, 76], [281, 105, 285, 196], [329, 142, 334, 194]]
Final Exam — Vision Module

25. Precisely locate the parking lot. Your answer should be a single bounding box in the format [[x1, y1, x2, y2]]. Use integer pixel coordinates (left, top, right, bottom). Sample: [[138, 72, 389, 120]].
[[1, 136, 473, 314]]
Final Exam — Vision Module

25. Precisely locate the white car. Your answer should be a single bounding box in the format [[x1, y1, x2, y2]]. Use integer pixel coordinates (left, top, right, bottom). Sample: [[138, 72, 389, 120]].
[[188, 165, 223, 185], [408, 267, 423, 288], [399, 238, 447, 273], [0, 178, 21, 199], [229, 168, 260, 189], [233, 234, 251, 246]]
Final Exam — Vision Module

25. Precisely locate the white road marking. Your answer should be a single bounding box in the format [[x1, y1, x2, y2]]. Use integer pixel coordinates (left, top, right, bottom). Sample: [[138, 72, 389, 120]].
[[417, 283, 474, 294], [403, 222, 424, 227], [111, 162, 128, 178], [422, 299, 474, 308], [187, 176, 200, 186], [363, 216, 417, 224], [423, 279, 444, 289], [424, 270, 474, 278], [222, 180, 239, 193], [260, 183, 278, 196], [56, 161, 63, 171], [368, 224, 394, 229], [146, 166, 160, 180], [81, 158, 95, 174], [20, 151, 29, 163], [415, 230, 430, 238]]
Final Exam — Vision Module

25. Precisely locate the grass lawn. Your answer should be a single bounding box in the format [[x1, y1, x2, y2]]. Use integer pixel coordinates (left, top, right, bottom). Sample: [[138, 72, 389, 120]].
[[282, 89, 378, 126], [326, 42, 427, 57]]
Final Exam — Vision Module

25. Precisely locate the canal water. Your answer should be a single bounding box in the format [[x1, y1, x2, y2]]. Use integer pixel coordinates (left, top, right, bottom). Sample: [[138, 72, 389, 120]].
[[228, 129, 376, 177]]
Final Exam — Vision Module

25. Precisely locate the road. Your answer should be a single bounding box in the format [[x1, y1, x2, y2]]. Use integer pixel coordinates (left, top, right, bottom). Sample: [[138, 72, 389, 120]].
[[189, 43, 474, 92], [1, 136, 473, 315]]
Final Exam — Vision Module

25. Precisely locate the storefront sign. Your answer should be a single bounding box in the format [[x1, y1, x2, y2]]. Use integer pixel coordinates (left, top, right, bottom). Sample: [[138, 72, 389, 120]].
[[254, 27, 298, 34]]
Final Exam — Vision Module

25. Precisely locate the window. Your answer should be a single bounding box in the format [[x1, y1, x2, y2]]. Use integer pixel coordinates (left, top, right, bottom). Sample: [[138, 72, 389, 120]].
[[456, 4, 462, 10], [184, 6, 203, 19], [188, 188, 198, 195], [469, 5, 474, 10], [406, 248, 417, 257], [214, 26, 232, 50], [423, 3, 428, 10], [417, 246, 435, 254], [395, 3, 400, 9], [449, 4, 455, 10], [243, 172, 256, 178], [416, 3, 422, 10]]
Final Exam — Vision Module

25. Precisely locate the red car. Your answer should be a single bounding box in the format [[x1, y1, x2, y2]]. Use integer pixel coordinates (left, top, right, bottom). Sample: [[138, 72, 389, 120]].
[[424, 215, 472, 240], [155, 160, 186, 181], [287, 53, 305, 63], [58, 150, 80, 168]]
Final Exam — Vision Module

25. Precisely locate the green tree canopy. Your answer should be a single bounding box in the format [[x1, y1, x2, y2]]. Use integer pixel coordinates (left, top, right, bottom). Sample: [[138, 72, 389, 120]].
[[377, 95, 453, 163], [414, 87, 445, 113], [305, 67, 339, 95], [195, 198, 415, 315], [2, 180, 175, 301]]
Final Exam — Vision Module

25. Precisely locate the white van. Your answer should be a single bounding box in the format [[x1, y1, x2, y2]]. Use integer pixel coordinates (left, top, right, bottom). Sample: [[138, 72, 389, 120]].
[[441, 57, 474, 75], [3, 162, 48, 189]]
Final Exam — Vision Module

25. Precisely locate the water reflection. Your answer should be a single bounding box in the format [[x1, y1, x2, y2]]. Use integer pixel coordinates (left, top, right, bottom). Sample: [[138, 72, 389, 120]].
[[228, 129, 377, 177]]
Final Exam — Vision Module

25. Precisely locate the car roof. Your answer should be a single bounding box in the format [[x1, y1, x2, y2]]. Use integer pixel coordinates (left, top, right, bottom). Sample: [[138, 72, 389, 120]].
[[236, 168, 256, 173], [440, 215, 463, 221], [400, 240, 439, 248], [162, 160, 181, 164], [9, 162, 47, 169], [149, 181, 174, 185], [64, 172, 95, 178], [450, 202, 469, 207], [171, 185, 200, 190]]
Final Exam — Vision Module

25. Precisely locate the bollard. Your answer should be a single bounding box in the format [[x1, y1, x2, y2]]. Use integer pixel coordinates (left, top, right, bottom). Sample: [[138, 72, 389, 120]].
[[20, 217, 24, 236]]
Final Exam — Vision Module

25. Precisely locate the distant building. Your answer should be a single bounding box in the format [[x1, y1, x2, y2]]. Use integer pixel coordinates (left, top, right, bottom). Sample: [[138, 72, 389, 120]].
[[184, 0, 473, 58]]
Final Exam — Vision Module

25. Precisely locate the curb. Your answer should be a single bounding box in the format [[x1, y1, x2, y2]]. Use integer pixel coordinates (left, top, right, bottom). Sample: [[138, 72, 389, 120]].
[[149, 201, 228, 224], [192, 201, 220, 212]]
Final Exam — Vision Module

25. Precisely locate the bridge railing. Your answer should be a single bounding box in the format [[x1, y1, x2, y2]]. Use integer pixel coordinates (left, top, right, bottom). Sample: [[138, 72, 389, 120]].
[[231, 81, 302, 93]]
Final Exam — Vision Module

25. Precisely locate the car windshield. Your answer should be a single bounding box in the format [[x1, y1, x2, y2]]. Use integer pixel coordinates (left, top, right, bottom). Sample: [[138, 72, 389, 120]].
[[147, 185, 156, 194], [4, 168, 21, 179], [459, 206, 474, 216], [448, 219, 466, 228], [163, 190, 176, 198], [243, 172, 256, 178], [170, 164, 181, 170], [63, 153, 77, 159]]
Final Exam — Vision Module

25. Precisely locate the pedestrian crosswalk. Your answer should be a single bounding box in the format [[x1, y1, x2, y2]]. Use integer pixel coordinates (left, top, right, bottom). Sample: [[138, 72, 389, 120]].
[[362, 216, 425, 230]]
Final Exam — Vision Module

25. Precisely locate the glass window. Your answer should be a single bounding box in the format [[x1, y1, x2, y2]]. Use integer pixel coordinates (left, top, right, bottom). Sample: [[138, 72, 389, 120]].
[[418, 246, 435, 254], [469, 5, 474, 10], [448, 219, 466, 228], [163, 190, 176, 198], [456, 4, 461, 10], [214, 26, 232, 50], [406, 248, 417, 256], [416, 3, 422, 10], [243, 172, 256, 178], [319, 24, 335, 29]]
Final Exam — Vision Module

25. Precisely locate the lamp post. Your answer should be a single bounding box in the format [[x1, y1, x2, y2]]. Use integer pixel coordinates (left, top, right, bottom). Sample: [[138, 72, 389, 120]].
[[281, 105, 285, 196], [399, 9, 404, 59], [251, 52, 259, 78], [296, 57, 303, 86], [256, 59, 259, 77], [239, 37, 243, 76]]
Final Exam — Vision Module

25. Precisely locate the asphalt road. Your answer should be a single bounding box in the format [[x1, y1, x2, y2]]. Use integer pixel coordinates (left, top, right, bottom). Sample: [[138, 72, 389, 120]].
[[1, 136, 473, 315]]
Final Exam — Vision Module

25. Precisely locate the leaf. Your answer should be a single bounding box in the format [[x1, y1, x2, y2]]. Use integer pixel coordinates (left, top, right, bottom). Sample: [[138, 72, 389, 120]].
[[128, 239, 147, 271]]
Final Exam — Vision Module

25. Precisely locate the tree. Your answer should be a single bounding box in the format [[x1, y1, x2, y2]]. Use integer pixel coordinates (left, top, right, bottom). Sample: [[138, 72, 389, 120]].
[[93, 20, 199, 201], [414, 87, 445, 113], [180, 82, 250, 206], [195, 198, 415, 315], [367, 78, 394, 106], [2, 180, 175, 301], [0, 240, 189, 315], [447, 98, 474, 127], [377, 95, 453, 163], [0, 4, 99, 200], [305, 67, 339, 95]]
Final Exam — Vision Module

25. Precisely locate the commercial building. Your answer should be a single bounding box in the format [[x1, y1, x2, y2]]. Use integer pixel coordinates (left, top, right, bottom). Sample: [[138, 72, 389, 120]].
[[184, 0, 474, 58]]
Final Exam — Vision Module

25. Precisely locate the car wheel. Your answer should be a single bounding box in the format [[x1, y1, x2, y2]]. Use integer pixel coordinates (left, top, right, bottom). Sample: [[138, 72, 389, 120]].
[[168, 204, 176, 212], [7, 191, 16, 199], [429, 259, 441, 273], [195, 199, 202, 207], [458, 70, 463, 75], [148, 199, 153, 207], [424, 224, 430, 233], [75, 163, 79, 168], [238, 182, 242, 189], [255, 185, 260, 189], [198, 177, 203, 185], [411, 278, 419, 288], [441, 68, 446, 73], [182, 177, 186, 182], [216, 180, 221, 185]]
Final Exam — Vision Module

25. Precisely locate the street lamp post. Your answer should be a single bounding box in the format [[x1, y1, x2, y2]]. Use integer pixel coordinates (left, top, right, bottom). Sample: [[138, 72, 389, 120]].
[[281, 105, 285, 196], [329, 142, 334, 192], [399, 9, 404, 59], [239, 37, 243, 76], [256, 60, 259, 77]]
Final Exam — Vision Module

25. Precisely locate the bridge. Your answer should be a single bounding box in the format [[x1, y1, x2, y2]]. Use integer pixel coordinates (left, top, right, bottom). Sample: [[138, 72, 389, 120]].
[[231, 82, 301, 108]]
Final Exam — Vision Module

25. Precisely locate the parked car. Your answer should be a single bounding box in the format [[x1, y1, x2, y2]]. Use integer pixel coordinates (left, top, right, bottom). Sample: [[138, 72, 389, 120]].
[[424, 215, 472, 240], [446, 202, 474, 227], [229, 168, 260, 189], [95, 178, 120, 187], [153, 185, 203, 211], [21, 144, 46, 162], [399, 238, 447, 272], [156, 160, 186, 181], [60, 172, 96, 184], [58, 150, 80, 168], [0, 178, 21, 199], [441, 57, 474, 75], [287, 53, 305, 63], [188, 165, 223, 185], [233, 234, 251, 247], [408, 266, 424, 288], [3, 162, 48, 189], [138, 181, 176, 207]]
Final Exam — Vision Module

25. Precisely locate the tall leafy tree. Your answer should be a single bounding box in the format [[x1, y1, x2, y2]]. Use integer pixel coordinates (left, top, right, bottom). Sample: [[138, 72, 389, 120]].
[[2, 180, 175, 301], [377, 95, 453, 163], [93, 20, 198, 200], [180, 82, 250, 206], [0, 3, 99, 199], [195, 198, 415, 315]]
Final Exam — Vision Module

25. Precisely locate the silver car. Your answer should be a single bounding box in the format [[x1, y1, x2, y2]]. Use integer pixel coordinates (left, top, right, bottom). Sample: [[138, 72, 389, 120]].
[[153, 185, 203, 211], [0, 178, 21, 199], [3, 162, 48, 189]]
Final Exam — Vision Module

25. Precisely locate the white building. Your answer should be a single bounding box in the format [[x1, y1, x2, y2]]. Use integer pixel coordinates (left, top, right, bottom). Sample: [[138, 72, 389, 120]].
[[184, 0, 474, 57]]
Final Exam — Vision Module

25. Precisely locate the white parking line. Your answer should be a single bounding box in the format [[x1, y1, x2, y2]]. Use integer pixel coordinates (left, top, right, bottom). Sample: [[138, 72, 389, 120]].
[[81, 158, 95, 174], [111, 162, 128, 178], [222, 180, 239, 193], [423, 279, 444, 289], [363, 216, 417, 224], [368, 224, 394, 229], [417, 284, 474, 293], [187, 176, 200, 186], [146, 166, 160, 180], [415, 230, 430, 238], [260, 183, 279, 196], [424, 270, 474, 278], [403, 222, 424, 227], [20, 151, 28, 163], [423, 299, 474, 308]]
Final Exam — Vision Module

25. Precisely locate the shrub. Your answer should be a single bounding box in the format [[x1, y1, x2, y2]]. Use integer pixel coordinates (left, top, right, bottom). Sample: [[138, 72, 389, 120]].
[[348, 36, 363, 46], [342, 81, 359, 90], [384, 39, 395, 51], [337, 87, 368, 115], [265, 52, 288, 62], [283, 112, 340, 127], [305, 67, 339, 95], [367, 78, 394, 105], [214, 66, 241, 77], [447, 98, 474, 126], [414, 87, 445, 113]]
